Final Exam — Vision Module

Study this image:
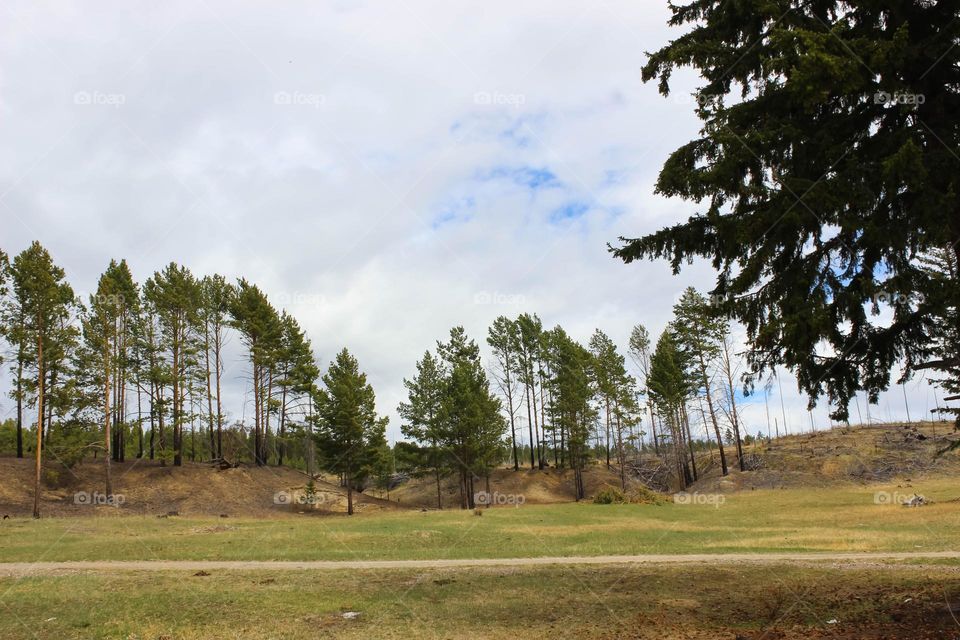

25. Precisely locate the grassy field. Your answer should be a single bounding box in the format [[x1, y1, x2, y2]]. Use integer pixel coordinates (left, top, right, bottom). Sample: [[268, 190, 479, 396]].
[[1, 563, 958, 639], [1, 477, 957, 562]]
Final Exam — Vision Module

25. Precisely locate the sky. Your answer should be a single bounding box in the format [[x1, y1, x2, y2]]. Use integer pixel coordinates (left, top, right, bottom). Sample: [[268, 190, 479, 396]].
[[0, 1, 946, 443]]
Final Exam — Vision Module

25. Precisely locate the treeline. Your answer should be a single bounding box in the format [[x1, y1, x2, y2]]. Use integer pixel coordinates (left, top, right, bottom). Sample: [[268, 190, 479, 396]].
[[394, 292, 751, 506], [0, 242, 390, 516], [0, 241, 753, 517]]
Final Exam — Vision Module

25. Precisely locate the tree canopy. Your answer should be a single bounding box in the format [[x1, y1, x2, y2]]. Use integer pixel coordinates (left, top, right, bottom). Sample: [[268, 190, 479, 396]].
[[612, 0, 960, 420]]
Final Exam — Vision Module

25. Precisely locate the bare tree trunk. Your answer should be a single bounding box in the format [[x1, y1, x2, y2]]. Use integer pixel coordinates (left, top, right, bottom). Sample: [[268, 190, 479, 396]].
[[172, 337, 182, 467], [682, 404, 698, 482], [524, 382, 535, 469], [214, 336, 224, 459], [346, 471, 354, 515], [136, 380, 144, 459], [33, 337, 45, 519], [530, 368, 542, 470], [699, 357, 727, 475], [104, 341, 113, 498], [721, 338, 745, 470], [604, 396, 612, 468], [15, 312, 25, 458], [205, 324, 215, 460], [278, 382, 288, 466]]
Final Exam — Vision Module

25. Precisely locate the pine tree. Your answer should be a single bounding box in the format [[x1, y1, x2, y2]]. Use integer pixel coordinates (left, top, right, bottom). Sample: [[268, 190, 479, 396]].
[[487, 316, 521, 470], [314, 348, 387, 515], [515, 313, 544, 469], [81, 266, 131, 496], [10, 242, 75, 518], [549, 328, 594, 500], [612, 0, 960, 420], [628, 324, 659, 455], [274, 311, 317, 466], [146, 263, 201, 467], [229, 279, 281, 466], [199, 275, 233, 460], [397, 350, 446, 508], [671, 288, 729, 475], [648, 331, 694, 489], [437, 327, 505, 509]]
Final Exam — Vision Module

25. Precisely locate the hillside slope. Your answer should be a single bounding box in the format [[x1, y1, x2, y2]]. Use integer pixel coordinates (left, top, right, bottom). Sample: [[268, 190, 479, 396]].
[[0, 457, 398, 518], [691, 421, 960, 493]]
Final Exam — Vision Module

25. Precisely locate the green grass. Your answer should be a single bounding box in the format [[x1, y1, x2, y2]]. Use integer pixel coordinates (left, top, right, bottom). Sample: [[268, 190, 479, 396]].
[[1, 564, 958, 639], [1, 478, 958, 562]]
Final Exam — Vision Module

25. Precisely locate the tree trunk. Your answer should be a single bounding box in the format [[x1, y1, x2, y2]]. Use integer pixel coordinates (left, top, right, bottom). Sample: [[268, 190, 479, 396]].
[[346, 472, 354, 515], [33, 336, 44, 519], [15, 352, 23, 458], [278, 382, 288, 466], [172, 336, 182, 467], [215, 336, 224, 459], [203, 322, 218, 458], [530, 367, 542, 469], [698, 353, 727, 476], [604, 396, 612, 468], [524, 382, 535, 469], [682, 404, 698, 482], [104, 341, 113, 498], [136, 381, 144, 459]]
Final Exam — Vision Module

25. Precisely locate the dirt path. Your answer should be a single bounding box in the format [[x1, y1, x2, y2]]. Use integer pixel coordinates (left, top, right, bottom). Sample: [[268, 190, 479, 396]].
[[1, 551, 958, 575]]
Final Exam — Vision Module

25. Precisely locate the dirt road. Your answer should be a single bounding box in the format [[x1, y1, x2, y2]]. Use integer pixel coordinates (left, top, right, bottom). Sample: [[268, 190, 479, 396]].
[[1, 551, 958, 575]]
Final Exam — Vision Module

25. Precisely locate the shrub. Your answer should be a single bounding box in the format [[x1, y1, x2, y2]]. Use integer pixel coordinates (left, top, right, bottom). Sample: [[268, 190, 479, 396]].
[[593, 485, 628, 504], [593, 484, 668, 505]]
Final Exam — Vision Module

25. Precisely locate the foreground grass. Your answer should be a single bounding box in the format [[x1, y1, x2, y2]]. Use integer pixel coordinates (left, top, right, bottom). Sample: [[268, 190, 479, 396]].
[[1, 563, 958, 639], [1, 477, 958, 562]]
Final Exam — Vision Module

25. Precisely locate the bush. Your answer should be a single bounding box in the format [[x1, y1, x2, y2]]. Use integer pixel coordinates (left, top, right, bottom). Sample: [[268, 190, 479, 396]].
[[593, 484, 668, 505], [42, 468, 61, 489], [593, 485, 628, 504]]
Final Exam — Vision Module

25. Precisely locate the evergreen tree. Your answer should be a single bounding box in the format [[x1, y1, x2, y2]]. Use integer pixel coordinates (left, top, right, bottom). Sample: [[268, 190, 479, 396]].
[[612, 0, 960, 420], [10, 242, 75, 517], [515, 313, 544, 469], [145, 263, 201, 466], [648, 331, 694, 489], [199, 275, 234, 459], [487, 316, 521, 470], [81, 265, 133, 496], [437, 327, 505, 509], [397, 350, 447, 508], [549, 328, 594, 500], [314, 348, 387, 515], [274, 311, 318, 466], [671, 288, 729, 475], [628, 324, 659, 455], [229, 279, 281, 465]]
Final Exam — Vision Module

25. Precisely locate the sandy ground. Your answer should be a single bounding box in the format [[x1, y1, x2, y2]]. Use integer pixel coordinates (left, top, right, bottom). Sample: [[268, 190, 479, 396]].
[[1, 551, 958, 575]]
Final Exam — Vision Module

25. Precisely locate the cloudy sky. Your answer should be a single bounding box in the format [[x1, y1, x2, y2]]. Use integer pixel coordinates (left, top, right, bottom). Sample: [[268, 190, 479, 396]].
[[0, 1, 944, 442]]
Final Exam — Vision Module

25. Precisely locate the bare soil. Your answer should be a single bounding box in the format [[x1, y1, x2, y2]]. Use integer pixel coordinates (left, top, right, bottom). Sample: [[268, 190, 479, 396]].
[[0, 456, 399, 517]]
